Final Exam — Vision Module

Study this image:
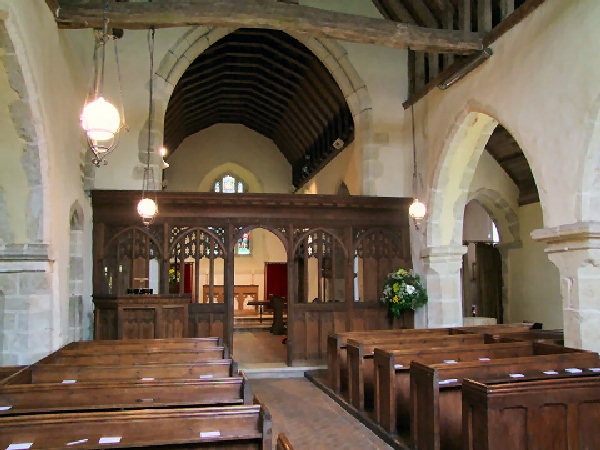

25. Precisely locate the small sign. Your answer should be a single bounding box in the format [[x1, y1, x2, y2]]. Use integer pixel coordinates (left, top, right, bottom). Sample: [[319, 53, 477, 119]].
[[99, 437, 122, 445], [66, 439, 88, 446], [140, 377, 155, 381], [0, 406, 12, 411], [62, 379, 77, 384], [543, 370, 559, 375], [7, 444, 33, 450], [443, 360, 457, 364], [478, 358, 491, 361], [199, 375, 213, 379], [199, 431, 221, 439], [509, 373, 525, 378], [439, 378, 458, 385], [565, 368, 583, 374], [393, 364, 404, 369]]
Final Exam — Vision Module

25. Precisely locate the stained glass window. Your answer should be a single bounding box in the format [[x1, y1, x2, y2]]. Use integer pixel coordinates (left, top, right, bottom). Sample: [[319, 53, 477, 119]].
[[213, 174, 250, 254]]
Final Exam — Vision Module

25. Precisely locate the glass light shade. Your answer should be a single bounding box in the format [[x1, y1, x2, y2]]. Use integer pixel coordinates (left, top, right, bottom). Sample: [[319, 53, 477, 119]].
[[159, 146, 167, 157], [81, 96, 120, 141], [137, 197, 157, 219], [409, 199, 427, 220]]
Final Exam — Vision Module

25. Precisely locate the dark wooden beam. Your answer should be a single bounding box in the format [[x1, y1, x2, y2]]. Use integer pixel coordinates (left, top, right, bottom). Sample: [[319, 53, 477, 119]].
[[51, 0, 482, 54]]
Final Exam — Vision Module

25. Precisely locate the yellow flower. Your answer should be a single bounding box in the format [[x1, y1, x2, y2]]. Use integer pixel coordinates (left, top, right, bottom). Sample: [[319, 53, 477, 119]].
[[393, 283, 399, 293], [397, 269, 407, 275], [393, 295, 399, 303]]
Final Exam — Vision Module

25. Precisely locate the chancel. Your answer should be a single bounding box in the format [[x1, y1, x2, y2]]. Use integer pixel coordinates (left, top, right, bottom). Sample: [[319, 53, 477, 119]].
[[0, 0, 599, 448]]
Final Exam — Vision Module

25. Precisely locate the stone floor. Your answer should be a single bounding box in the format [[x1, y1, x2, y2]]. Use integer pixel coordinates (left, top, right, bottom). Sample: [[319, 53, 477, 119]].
[[251, 378, 393, 450]]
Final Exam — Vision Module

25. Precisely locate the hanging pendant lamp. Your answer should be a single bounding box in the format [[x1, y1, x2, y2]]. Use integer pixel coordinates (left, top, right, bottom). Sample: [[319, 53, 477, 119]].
[[409, 106, 427, 222]]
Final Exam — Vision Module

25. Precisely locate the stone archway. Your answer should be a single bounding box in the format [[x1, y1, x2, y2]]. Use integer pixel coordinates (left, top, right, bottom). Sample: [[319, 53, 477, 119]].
[[0, 12, 53, 363], [153, 27, 374, 192]]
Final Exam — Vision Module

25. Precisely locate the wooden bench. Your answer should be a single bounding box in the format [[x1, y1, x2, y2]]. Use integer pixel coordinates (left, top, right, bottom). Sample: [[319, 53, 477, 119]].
[[5, 359, 237, 384], [372, 340, 549, 433], [0, 366, 23, 381], [0, 374, 251, 415], [42, 347, 226, 365], [62, 337, 223, 353], [327, 328, 453, 392], [486, 329, 564, 345], [410, 351, 599, 450], [0, 399, 272, 449], [462, 371, 600, 449], [346, 333, 485, 410]]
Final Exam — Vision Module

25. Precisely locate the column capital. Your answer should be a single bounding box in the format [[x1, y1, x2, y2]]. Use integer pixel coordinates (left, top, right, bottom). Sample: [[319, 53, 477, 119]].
[[421, 245, 467, 261], [531, 221, 600, 253]]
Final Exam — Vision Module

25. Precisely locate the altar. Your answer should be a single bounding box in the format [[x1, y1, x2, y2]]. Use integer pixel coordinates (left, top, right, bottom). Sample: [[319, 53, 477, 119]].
[[93, 294, 191, 340]]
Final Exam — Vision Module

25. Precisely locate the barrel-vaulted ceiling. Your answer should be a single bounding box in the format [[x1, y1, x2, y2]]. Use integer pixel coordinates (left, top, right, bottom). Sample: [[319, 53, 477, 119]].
[[164, 28, 354, 188]]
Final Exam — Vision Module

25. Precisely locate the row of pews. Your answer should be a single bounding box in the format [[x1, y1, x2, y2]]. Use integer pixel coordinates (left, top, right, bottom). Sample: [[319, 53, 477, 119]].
[[0, 337, 292, 449], [327, 324, 600, 449]]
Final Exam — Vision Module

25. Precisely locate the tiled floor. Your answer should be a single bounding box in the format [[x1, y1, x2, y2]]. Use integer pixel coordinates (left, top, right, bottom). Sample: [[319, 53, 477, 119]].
[[233, 330, 287, 365], [251, 378, 393, 450]]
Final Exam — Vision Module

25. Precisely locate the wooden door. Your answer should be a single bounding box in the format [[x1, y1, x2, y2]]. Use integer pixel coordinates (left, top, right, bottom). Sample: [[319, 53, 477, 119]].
[[265, 262, 287, 301]]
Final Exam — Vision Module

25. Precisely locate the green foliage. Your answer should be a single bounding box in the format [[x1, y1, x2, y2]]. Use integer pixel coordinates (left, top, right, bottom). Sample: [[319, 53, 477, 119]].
[[380, 268, 428, 318]]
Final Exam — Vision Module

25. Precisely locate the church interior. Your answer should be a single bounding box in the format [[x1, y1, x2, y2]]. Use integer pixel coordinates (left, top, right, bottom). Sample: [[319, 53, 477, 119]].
[[0, 0, 599, 448]]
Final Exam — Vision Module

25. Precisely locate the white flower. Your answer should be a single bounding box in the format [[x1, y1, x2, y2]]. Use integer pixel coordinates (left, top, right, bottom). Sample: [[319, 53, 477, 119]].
[[405, 284, 415, 295]]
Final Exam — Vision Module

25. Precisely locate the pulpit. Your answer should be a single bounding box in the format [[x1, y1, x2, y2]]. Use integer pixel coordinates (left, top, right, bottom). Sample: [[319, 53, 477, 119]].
[[93, 294, 191, 340]]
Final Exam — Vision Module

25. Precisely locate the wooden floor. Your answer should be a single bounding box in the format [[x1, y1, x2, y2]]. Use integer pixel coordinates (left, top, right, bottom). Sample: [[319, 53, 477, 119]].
[[233, 330, 287, 365], [251, 378, 393, 450]]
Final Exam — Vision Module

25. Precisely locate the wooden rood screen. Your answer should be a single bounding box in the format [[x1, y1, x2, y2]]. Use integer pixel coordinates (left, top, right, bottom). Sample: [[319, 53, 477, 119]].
[[92, 191, 412, 364]]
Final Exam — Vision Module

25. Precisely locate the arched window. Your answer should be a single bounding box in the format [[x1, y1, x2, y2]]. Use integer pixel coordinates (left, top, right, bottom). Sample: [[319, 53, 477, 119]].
[[214, 173, 250, 254]]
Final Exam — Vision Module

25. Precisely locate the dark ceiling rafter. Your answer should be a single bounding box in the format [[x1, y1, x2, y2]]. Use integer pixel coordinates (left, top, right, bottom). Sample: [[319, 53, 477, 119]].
[[164, 28, 354, 188]]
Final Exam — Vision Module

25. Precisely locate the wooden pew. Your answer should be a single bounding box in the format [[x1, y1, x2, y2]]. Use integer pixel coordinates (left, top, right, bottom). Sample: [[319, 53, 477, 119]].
[[372, 340, 548, 432], [410, 351, 599, 450], [462, 371, 600, 449], [486, 329, 564, 345], [0, 400, 272, 449], [0, 374, 251, 415], [4, 359, 237, 384], [327, 328, 453, 392], [42, 347, 226, 365], [0, 366, 23, 381], [346, 333, 485, 410], [276, 433, 294, 450], [62, 337, 223, 353]]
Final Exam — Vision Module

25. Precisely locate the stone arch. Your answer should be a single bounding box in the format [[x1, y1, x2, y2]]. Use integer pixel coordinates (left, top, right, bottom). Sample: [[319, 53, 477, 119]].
[[0, 17, 46, 244], [153, 27, 373, 180], [467, 188, 520, 247]]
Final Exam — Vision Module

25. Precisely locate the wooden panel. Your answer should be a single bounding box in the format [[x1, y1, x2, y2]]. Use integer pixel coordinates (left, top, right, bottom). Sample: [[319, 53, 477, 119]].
[[162, 306, 186, 338], [121, 308, 155, 339]]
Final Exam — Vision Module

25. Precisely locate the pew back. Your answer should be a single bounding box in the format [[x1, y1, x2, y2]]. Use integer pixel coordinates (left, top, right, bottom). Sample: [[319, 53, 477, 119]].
[[43, 348, 226, 365], [410, 351, 599, 450]]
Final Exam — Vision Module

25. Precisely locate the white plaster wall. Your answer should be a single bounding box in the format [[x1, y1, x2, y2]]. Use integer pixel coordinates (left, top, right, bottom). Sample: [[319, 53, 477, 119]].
[[463, 201, 494, 243], [508, 203, 562, 328], [165, 124, 292, 193], [418, 0, 600, 230]]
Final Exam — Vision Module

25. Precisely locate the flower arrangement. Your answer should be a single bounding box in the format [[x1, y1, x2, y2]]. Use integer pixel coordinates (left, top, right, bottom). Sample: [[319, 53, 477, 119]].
[[169, 266, 180, 292], [380, 268, 428, 318]]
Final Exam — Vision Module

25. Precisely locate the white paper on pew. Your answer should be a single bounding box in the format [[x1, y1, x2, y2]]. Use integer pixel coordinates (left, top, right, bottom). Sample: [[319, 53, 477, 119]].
[[62, 379, 77, 384], [590, 368, 600, 372], [478, 358, 491, 361], [439, 378, 458, 385], [199, 431, 221, 438], [141, 377, 155, 381], [66, 439, 88, 446], [509, 373, 525, 378], [543, 371, 559, 375], [98, 437, 121, 445], [7, 444, 33, 450], [199, 375, 213, 379], [565, 368, 583, 374], [443, 360, 457, 364], [0, 406, 12, 410], [393, 364, 404, 369]]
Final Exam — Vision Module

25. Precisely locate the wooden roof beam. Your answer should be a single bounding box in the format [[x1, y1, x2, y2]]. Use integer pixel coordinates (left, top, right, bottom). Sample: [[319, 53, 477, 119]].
[[50, 0, 482, 54]]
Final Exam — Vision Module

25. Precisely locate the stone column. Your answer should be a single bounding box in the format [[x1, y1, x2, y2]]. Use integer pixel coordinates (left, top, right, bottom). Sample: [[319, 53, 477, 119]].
[[0, 244, 53, 365], [419, 245, 467, 328], [532, 222, 600, 352]]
